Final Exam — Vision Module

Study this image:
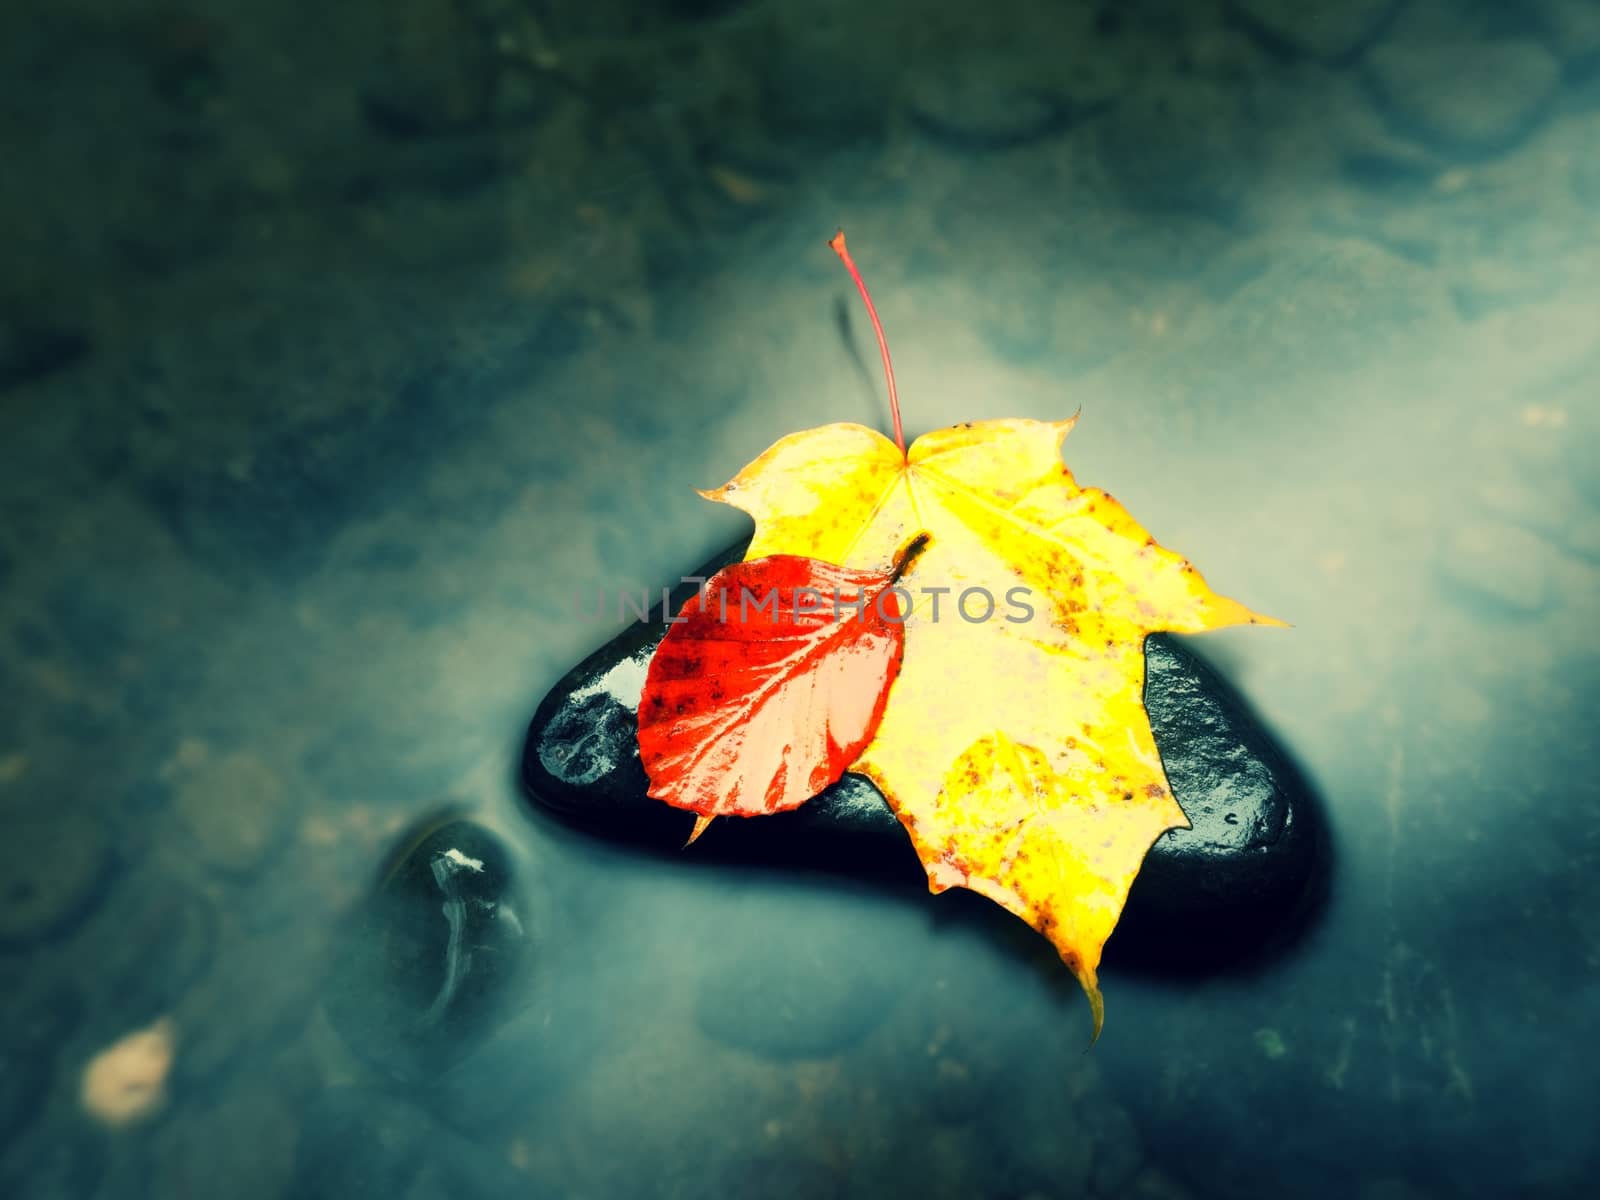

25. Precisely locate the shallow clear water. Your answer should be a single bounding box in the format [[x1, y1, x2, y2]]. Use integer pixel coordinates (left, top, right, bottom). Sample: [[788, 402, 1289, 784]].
[[4, 1, 1599, 1198]]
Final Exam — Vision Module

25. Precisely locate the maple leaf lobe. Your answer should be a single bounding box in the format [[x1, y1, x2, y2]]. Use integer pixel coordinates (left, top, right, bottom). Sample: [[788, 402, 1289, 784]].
[[703, 416, 1280, 1037]]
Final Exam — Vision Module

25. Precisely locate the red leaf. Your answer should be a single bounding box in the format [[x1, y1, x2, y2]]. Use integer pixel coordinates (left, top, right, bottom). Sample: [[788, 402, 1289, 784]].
[[638, 542, 924, 843]]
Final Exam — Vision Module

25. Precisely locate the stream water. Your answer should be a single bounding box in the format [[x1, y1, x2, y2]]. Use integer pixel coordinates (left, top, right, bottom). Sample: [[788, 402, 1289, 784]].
[[3, 2, 1598, 1198]]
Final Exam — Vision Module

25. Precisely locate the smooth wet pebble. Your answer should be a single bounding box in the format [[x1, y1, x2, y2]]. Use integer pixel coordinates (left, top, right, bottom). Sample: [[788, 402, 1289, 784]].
[[322, 813, 537, 1083]]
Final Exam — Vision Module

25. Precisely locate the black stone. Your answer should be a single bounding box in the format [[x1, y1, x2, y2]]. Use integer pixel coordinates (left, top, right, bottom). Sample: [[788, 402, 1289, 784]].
[[322, 813, 538, 1083], [523, 541, 1325, 968]]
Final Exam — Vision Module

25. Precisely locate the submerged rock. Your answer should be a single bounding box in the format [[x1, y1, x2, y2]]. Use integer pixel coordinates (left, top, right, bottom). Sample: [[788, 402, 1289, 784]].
[[1529, 0, 1600, 66], [906, 58, 1086, 152], [523, 542, 1323, 966], [322, 814, 537, 1082], [1364, 36, 1560, 154], [85, 875, 218, 1027], [1094, 76, 1253, 219], [692, 891, 909, 1059], [1229, 0, 1397, 61], [2, 807, 113, 946]]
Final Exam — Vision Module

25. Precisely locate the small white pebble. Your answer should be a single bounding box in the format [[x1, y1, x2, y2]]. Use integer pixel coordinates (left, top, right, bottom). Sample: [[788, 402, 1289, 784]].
[[80, 1018, 176, 1127]]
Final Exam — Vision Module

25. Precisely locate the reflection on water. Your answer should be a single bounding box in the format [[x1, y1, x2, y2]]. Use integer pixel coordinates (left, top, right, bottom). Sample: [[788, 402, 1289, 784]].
[[3, 0, 1598, 1197]]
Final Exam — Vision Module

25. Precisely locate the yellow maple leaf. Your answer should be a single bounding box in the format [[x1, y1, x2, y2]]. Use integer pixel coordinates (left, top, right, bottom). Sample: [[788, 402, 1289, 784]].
[[701, 416, 1282, 1037]]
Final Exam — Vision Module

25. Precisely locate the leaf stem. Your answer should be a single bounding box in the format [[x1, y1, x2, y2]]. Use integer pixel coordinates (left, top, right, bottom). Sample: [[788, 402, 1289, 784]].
[[888, 532, 932, 584], [829, 230, 905, 458]]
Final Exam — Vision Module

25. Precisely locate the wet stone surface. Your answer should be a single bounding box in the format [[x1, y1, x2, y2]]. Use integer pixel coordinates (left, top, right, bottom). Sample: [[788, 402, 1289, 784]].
[[322, 814, 539, 1084], [523, 540, 1325, 969]]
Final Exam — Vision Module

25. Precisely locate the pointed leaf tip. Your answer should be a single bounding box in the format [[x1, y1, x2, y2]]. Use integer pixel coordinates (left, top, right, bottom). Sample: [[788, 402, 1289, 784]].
[[684, 815, 714, 847]]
